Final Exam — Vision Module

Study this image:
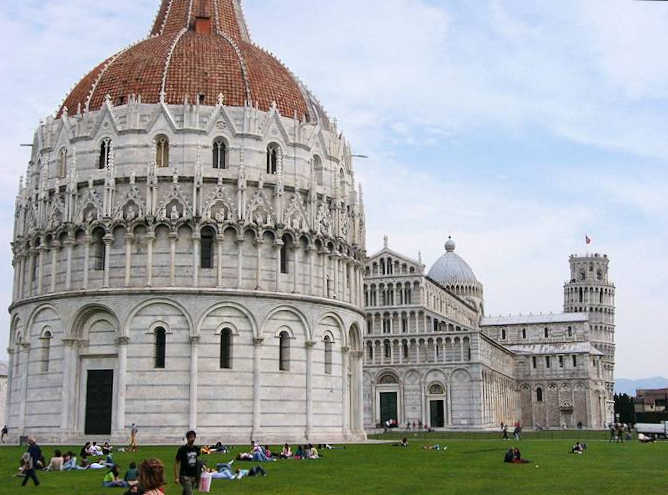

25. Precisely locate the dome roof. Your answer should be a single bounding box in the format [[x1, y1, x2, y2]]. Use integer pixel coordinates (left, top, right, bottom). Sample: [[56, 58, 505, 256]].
[[427, 236, 479, 286], [59, 0, 328, 127]]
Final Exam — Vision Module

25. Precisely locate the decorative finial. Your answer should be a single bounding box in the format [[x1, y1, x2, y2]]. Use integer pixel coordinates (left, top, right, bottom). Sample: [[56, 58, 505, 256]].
[[383, 235, 388, 249], [445, 235, 456, 252]]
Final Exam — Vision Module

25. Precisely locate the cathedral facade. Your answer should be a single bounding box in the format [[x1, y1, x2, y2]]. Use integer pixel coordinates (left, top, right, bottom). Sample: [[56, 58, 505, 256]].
[[362, 238, 615, 430], [6, 0, 366, 444]]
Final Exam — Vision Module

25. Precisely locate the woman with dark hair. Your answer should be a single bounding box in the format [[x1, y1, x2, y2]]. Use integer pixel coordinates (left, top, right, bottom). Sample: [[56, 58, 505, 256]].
[[139, 458, 165, 495]]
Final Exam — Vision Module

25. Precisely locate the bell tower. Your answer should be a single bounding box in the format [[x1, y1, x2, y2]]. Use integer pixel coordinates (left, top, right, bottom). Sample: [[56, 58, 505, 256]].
[[564, 253, 616, 423]]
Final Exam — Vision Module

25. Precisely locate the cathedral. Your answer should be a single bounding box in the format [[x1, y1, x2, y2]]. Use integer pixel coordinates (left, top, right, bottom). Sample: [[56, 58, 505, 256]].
[[362, 237, 615, 430], [5, 0, 615, 444]]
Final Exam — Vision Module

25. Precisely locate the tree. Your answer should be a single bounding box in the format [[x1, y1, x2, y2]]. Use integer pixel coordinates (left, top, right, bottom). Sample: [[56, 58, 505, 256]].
[[614, 393, 636, 424]]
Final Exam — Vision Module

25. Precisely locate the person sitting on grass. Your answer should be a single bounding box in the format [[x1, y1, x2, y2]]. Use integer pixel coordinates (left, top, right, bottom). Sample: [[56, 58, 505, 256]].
[[124, 462, 139, 486], [638, 433, 656, 443], [137, 458, 165, 495], [46, 449, 64, 471], [280, 443, 292, 459], [423, 444, 445, 451], [63, 452, 82, 471], [306, 444, 320, 459], [295, 445, 305, 459], [570, 442, 586, 454], [512, 448, 530, 464], [103, 465, 129, 488], [251, 443, 275, 462], [504, 449, 514, 463], [102, 442, 113, 455], [234, 466, 267, 479]]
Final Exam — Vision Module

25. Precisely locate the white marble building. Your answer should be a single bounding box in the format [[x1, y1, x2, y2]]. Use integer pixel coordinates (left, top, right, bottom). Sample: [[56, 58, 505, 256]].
[[0, 361, 7, 426], [6, 0, 366, 444], [363, 237, 614, 430]]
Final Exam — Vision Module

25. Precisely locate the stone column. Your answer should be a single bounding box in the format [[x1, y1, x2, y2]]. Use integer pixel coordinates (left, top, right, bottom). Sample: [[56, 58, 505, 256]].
[[65, 237, 74, 290], [37, 244, 46, 294], [292, 246, 298, 293], [191, 233, 200, 288], [103, 234, 113, 288], [251, 337, 264, 440], [124, 233, 134, 286], [50, 241, 59, 293], [82, 235, 91, 290], [189, 336, 199, 430], [321, 249, 328, 297], [236, 238, 244, 288], [115, 336, 129, 434], [308, 246, 316, 296], [5, 348, 14, 426], [255, 239, 263, 290], [305, 340, 315, 440], [273, 240, 283, 292], [18, 342, 31, 434], [332, 254, 339, 299], [355, 350, 364, 434], [341, 345, 350, 438], [169, 232, 177, 286], [216, 233, 224, 287]]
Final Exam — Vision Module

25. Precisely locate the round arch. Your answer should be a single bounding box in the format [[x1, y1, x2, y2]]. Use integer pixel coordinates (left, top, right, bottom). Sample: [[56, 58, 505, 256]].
[[122, 298, 193, 339], [261, 304, 312, 341], [195, 301, 259, 339]]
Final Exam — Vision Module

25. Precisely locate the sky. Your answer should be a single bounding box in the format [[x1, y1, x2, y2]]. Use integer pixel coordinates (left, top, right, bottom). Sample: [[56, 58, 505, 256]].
[[1, 0, 667, 379]]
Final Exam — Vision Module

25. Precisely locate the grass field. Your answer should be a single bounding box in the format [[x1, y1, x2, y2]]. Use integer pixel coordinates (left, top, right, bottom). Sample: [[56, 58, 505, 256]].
[[1, 436, 667, 495]]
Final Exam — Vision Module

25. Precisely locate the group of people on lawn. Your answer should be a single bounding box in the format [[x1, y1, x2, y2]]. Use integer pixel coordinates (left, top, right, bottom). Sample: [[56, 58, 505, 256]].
[[16, 429, 335, 494]]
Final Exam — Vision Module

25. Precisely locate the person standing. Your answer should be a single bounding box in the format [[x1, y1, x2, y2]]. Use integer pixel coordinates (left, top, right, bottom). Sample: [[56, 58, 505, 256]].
[[21, 452, 40, 487], [1, 425, 8, 442], [129, 423, 138, 452], [175, 430, 200, 495], [27, 437, 44, 470]]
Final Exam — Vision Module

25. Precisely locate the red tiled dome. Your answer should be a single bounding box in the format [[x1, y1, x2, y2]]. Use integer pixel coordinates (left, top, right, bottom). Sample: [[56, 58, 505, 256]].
[[60, 0, 326, 125]]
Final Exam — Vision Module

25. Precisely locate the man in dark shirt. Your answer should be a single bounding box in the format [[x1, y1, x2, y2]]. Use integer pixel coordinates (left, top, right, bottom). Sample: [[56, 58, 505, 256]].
[[175, 430, 200, 495], [27, 437, 44, 469]]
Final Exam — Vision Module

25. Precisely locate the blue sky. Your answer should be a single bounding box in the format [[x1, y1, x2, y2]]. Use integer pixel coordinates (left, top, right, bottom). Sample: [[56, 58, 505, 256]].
[[1, 0, 667, 378]]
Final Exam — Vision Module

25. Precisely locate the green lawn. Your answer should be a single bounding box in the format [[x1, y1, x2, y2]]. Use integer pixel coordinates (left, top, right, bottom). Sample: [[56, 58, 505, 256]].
[[1, 437, 666, 495]]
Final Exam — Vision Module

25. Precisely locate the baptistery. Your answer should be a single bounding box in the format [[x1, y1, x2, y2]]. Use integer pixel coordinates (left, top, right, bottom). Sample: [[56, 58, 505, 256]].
[[7, 0, 366, 444]]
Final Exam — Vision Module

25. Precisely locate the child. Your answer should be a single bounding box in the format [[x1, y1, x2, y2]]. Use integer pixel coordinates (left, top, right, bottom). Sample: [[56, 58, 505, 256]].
[[21, 452, 40, 487], [124, 461, 139, 486], [103, 465, 128, 487]]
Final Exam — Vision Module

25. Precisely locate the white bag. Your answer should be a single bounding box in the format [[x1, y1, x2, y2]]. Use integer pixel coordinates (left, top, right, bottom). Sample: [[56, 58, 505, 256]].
[[199, 472, 212, 493]]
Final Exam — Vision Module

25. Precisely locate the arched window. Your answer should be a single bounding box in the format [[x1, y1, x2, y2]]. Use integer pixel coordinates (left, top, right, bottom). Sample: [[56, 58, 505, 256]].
[[522, 328, 526, 339], [220, 328, 232, 369], [266, 143, 279, 174], [324, 335, 332, 374], [212, 138, 226, 169], [99, 139, 112, 170], [383, 341, 391, 359], [567, 326, 573, 337], [279, 331, 290, 371], [536, 387, 543, 402], [367, 342, 373, 361], [154, 327, 166, 368], [501, 329, 506, 340], [41, 329, 52, 373], [280, 235, 291, 274], [155, 135, 169, 168], [92, 229, 106, 271], [58, 148, 67, 178], [339, 168, 345, 195], [200, 227, 215, 269], [544, 327, 549, 338]]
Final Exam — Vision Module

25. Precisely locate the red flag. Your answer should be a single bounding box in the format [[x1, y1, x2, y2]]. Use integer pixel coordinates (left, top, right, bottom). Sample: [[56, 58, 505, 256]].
[[585, 235, 591, 245]]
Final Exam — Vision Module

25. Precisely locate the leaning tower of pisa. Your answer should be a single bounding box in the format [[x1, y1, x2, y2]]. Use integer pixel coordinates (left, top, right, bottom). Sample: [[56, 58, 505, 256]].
[[564, 253, 616, 424]]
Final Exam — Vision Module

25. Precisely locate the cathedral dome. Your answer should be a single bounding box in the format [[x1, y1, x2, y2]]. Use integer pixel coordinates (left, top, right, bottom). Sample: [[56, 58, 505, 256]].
[[428, 236, 479, 285], [60, 0, 328, 126]]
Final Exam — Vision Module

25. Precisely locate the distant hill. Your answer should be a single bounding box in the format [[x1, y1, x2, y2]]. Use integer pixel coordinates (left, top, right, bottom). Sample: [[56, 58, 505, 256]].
[[615, 377, 668, 396]]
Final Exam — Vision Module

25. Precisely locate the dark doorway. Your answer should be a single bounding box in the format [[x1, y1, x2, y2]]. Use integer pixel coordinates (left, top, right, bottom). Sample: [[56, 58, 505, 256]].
[[430, 400, 445, 428], [380, 392, 398, 424], [85, 369, 114, 435]]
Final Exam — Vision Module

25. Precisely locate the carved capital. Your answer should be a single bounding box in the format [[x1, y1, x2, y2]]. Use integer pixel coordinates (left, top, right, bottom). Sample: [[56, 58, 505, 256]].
[[341, 346, 350, 353], [305, 340, 316, 348], [190, 335, 201, 344], [253, 337, 264, 346], [116, 336, 130, 346]]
